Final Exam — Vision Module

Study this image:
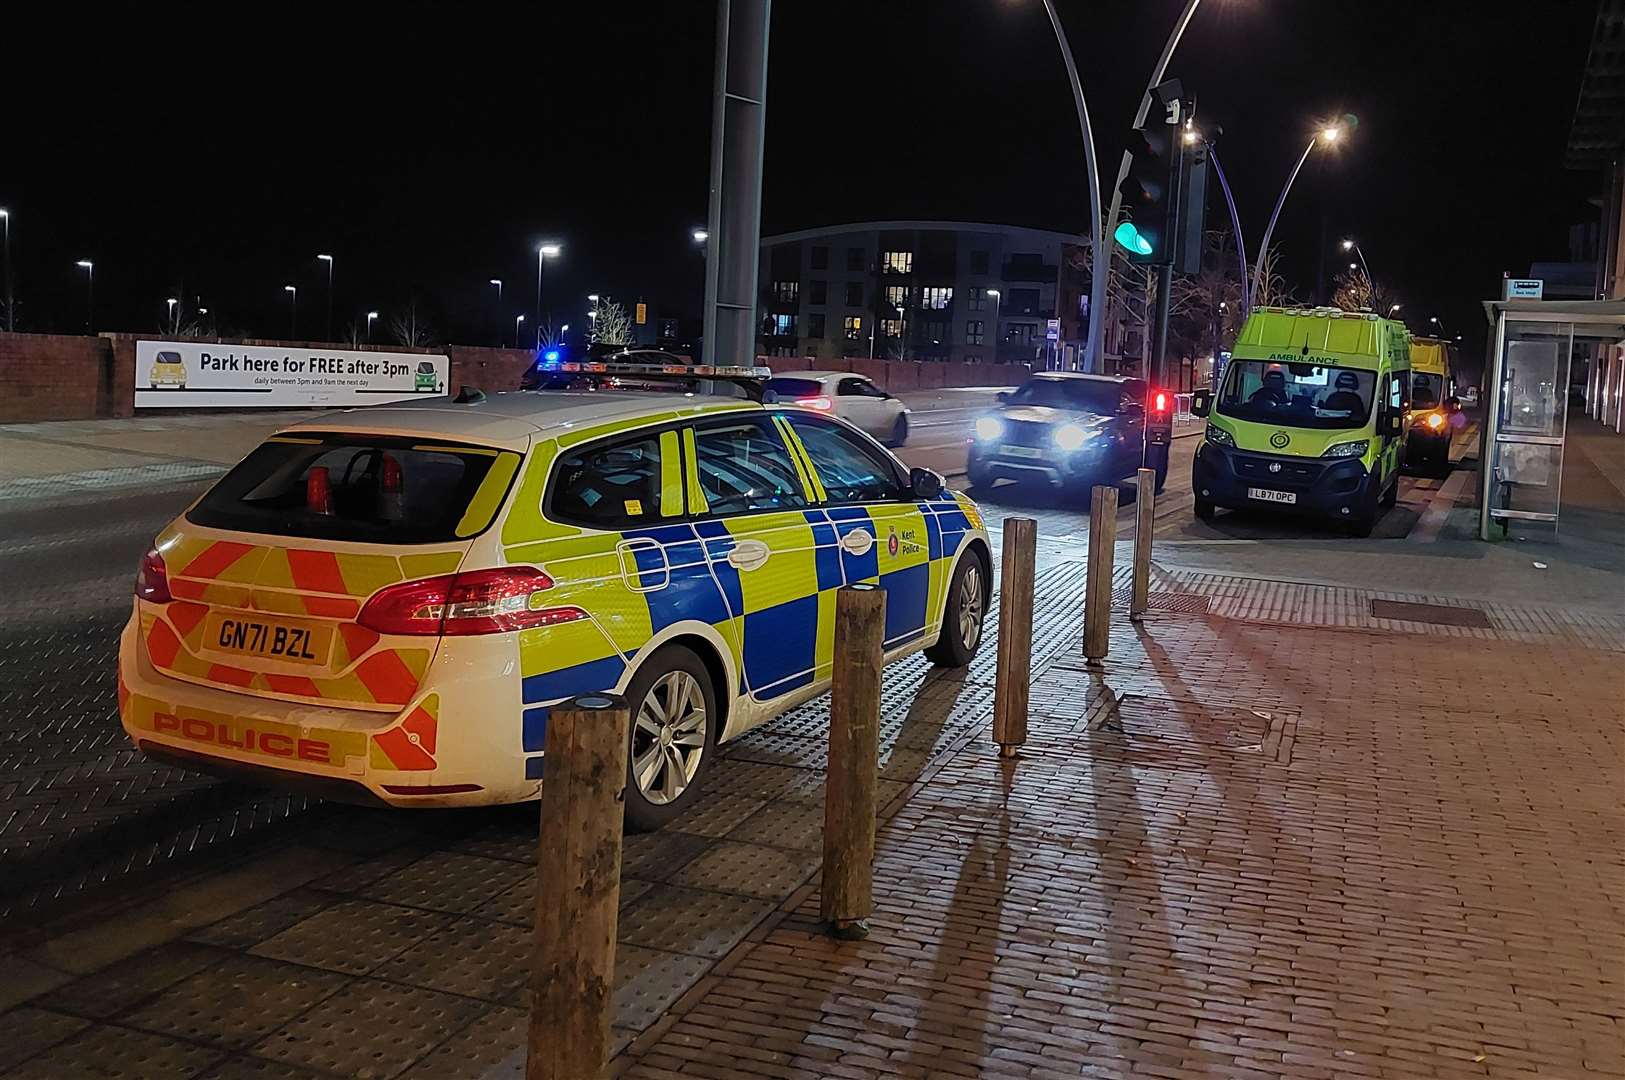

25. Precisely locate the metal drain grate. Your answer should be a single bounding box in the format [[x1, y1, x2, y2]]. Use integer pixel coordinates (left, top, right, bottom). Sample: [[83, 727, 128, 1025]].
[[1370, 599, 1492, 628], [1110, 588, 1213, 614]]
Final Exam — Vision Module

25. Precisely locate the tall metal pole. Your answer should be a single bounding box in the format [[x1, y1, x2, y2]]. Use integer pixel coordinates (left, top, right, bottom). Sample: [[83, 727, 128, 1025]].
[[1251, 135, 1320, 310], [1207, 144, 1249, 317], [1088, 0, 1204, 374], [535, 250, 544, 350], [318, 254, 334, 340], [1039, 0, 1103, 376], [700, 0, 771, 366], [2, 211, 11, 332]]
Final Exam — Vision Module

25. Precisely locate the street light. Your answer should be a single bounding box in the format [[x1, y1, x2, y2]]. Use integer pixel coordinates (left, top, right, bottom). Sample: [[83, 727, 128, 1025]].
[[1249, 124, 1344, 311], [316, 254, 334, 339], [1389, 304, 1402, 315], [489, 279, 504, 344], [536, 242, 561, 349], [166, 297, 178, 331], [692, 229, 709, 243], [515, 313, 526, 346], [1341, 238, 1371, 280], [1430, 315, 1447, 336], [284, 285, 297, 338], [987, 289, 1002, 359], [366, 310, 379, 342], [76, 260, 94, 333], [0, 208, 11, 332]]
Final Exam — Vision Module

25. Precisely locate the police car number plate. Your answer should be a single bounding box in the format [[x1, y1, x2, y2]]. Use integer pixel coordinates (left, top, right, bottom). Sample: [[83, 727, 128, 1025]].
[[1003, 446, 1043, 460], [1246, 487, 1296, 505], [203, 613, 333, 665]]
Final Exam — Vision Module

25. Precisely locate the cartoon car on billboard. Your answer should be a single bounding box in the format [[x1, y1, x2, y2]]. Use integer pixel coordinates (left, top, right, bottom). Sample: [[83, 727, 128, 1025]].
[[149, 350, 187, 389], [414, 361, 439, 392]]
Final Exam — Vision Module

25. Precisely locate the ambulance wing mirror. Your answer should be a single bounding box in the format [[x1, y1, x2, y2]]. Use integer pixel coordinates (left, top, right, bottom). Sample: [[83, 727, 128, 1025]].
[[1191, 388, 1212, 418], [909, 467, 944, 500]]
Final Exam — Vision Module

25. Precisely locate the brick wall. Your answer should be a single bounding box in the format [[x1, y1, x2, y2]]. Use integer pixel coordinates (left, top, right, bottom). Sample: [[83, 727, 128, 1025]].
[[0, 331, 1029, 424], [0, 332, 115, 422]]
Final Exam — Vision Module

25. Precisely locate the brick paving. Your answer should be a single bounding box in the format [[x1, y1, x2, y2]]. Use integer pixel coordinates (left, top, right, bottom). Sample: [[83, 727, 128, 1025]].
[[616, 578, 1625, 1079]]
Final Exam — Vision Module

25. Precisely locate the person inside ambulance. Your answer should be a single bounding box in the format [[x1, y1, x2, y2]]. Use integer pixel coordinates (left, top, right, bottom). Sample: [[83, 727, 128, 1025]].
[[1320, 370, 1368, 422], [1248, 368, 1289, 408]]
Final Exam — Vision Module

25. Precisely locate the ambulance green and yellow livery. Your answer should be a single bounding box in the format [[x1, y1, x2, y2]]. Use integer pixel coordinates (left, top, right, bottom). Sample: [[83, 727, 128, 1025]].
[[1192, 307, 1411, 536], [1404, 335, 1459, 476], [118, 383, 990, 829]]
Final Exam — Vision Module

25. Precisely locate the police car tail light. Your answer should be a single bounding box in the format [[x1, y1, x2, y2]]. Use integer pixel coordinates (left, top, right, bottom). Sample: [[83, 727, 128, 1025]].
[[135, 547, 172, 604], [306, 466, 334, 516], [358, 567, 586, 636], [797, 395, 833, 411]]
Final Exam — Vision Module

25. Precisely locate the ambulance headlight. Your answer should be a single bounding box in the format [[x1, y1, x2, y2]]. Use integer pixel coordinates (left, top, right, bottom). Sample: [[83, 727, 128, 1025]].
[[1323, 439, 1369, 459]]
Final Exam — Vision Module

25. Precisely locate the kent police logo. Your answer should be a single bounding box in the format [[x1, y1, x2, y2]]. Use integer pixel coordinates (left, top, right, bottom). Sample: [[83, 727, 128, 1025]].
[[1270, 431, 1291, 448], [887, 528, 899, 557]]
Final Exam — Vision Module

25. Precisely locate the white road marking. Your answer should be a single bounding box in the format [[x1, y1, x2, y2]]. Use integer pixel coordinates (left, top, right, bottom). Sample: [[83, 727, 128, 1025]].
[[1413, 468, 1472, 543]]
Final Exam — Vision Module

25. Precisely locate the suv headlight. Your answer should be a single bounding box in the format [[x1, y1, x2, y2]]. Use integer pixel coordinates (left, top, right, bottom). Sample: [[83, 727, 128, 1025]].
[[974, 416, 1004, 441], [1054, 423, 1089, 451], [1323, 439, 1369, 459], [1205, 424, 1235, 447]]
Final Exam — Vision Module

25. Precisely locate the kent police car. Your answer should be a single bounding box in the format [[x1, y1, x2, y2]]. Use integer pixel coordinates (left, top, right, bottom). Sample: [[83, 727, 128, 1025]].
[[117, 363, 991, 829]]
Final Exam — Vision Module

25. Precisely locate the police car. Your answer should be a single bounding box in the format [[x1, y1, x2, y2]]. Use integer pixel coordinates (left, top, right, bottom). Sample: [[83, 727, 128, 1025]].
[[117, 362, 991, 829]]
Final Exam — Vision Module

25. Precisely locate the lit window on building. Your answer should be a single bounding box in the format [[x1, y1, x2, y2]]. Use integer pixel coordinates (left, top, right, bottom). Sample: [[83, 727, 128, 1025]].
[[966, 320, 985, 345], [770, 313, 797, 336], [921, 286, 953, 310], [772, 281, 799, 303], [843, 316, 863, 340], [884, 285, 909, 309], [881, 251, 913, 274], [966, 287, 988, 312], [879, 318, 903, 339]]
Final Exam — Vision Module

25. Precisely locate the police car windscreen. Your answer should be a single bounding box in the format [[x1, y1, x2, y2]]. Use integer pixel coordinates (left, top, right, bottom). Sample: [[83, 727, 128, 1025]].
[[188, 434, 514, 543]]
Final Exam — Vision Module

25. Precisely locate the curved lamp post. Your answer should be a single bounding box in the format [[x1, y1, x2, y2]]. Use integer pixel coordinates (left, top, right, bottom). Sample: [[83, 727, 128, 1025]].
[[1249, 126, 1341, 311]]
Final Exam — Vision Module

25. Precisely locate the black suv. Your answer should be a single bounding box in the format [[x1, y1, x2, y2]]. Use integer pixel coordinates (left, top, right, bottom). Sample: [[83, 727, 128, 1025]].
[[967, 373, 1166, 494]]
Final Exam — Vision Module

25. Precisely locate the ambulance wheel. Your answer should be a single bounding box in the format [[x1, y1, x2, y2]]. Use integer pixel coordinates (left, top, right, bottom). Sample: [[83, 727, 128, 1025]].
[[623, 645, 718, 833], [1381, 474, 1399, 507], [926, 551, 987, 668]]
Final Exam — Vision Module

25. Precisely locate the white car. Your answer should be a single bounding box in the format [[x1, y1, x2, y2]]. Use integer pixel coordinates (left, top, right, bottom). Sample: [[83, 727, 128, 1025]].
[[765, 372, 911, 447]]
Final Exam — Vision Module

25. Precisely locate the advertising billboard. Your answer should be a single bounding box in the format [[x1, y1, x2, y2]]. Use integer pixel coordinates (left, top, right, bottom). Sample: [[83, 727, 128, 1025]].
[[133, 341, 450, 409]]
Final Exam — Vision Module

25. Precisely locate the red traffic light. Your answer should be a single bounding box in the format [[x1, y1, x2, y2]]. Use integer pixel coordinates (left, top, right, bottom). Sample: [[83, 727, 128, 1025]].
[[1151, 389, 1170, 414]]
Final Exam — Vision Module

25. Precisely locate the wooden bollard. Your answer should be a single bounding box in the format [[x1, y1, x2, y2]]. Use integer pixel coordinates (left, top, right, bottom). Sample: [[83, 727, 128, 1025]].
[[528, 693, 631, 1080], [1130, 468, 1156, 621], [822, 583, 885, 940], [993, 517, 1037, 757], [1083, 484, 1118, 662]]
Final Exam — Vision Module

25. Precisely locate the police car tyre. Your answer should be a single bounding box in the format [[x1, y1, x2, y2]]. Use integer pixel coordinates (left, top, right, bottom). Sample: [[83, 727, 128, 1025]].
[[887, 415, 909, 449], [622, 645, 718, 832], [1194, 495, 1215, 520], [925, 551, 987, 668]]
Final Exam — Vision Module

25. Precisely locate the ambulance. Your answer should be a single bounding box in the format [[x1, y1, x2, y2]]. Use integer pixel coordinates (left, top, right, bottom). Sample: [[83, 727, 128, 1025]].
[[117, 363, 991, 830], [1191, 307, 1411, 536], [1404, 335, 1460, 476]]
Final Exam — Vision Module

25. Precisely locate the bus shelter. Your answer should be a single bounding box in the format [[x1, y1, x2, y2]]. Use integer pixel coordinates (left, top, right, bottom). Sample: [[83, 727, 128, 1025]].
[[1479, 298, 1625, 539]]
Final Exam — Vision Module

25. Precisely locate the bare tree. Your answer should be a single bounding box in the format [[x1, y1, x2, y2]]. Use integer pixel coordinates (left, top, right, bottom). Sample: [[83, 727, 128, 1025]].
[[594, 301, 635, 346], [1250, 244, 1302, 311], [536, 318, 567, 351], [1332, 268, 1402, 318], [390, 301, 435, 347]]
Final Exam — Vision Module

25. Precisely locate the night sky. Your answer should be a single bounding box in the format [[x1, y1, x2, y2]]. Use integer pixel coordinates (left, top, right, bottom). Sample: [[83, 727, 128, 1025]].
[[3, 1, 1599, 355]]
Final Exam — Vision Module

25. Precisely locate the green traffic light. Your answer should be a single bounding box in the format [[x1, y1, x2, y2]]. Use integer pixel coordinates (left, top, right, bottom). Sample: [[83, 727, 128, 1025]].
[[1114, 220, 1153, 256]]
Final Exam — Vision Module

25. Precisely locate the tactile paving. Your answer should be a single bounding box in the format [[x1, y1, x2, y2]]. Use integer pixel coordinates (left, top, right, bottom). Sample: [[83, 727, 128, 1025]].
[[198, 1055, 336, 1079], [356, 851, 530, 915], [668, 789, 768, 837], [612, 945, 715, 1031], [122, 953, 350, 1050], [669, 840, 818, 899], [396, 1004, 525, 1080], [250, 978, 485, 1077], [618, 884, 775, 958], [249, 898, 455, 976], [5, 1021, 225, 1080], [0, 1006, 91, 1072], [722, 731, 829, 770], [726, 799, 826, 852], [620, 829, 713, 881], [41, 941, 229, 1020], [187, 890, 337, 950], [695, 758, 808, 800], [376, 916, 531, 1003]]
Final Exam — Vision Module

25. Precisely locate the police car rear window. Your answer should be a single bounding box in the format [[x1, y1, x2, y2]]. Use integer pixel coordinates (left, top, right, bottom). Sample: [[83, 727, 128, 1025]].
[[188, 434, 521, 544]]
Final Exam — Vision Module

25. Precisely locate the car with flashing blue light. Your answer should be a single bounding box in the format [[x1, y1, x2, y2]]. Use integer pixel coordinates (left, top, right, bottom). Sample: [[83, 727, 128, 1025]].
[[966, 372, 1167, 495]]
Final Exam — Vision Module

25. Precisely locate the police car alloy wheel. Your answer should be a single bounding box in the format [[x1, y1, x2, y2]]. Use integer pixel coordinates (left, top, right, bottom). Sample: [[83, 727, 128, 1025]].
[[926, 553, 987, 667], [623, 645, 717, 831]]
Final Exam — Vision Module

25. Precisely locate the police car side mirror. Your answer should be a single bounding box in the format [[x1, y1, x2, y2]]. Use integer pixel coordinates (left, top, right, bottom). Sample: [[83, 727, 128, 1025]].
[[1191, 388, 1212, 418], [909, 467, 943, 500]]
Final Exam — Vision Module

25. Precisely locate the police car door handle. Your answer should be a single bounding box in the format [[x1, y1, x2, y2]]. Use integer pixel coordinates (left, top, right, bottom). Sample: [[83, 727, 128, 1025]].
[[726, 539, 771, 572]]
